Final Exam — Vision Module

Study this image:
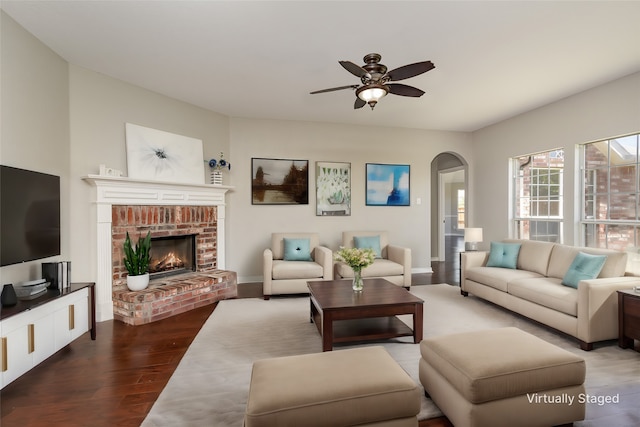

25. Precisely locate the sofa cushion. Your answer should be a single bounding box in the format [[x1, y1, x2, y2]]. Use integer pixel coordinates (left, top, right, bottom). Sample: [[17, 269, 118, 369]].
[[562, 252, 607, 288], [504, 239, 555, 276], [508, 277, 578, 317], [283, 238, 313, 261], [547, 245, 627, 280], [486, 242, 521, 269], [336, 258, 403, 278], [354, 235, 382, 258], [272, 260, 324, 280], [466, 267, 542, 292]]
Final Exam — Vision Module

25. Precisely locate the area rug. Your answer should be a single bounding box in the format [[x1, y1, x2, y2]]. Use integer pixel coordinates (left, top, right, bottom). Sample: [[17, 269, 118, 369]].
[[141, 284, 640, 427]]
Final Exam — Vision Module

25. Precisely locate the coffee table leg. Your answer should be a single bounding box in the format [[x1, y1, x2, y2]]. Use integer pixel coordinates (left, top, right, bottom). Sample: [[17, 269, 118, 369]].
[[413, 304, 423, 344], [322, 312, 333, 351]]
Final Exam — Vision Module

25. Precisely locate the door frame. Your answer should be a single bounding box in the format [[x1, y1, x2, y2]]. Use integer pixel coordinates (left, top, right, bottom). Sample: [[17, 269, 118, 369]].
[[438, 166, 466, 262]]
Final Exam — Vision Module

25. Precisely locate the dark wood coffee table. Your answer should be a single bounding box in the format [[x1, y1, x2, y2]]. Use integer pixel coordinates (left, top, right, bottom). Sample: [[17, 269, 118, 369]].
[[307, 278, 424, 351]]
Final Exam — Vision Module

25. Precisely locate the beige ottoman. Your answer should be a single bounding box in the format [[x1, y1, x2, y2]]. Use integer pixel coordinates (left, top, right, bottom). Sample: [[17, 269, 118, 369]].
[[245, 346, 421, 427], [419, 327, 586, 427]]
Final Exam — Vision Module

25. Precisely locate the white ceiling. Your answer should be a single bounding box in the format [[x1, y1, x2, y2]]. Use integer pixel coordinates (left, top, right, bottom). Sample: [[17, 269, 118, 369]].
[[2, 1, 639, 132]]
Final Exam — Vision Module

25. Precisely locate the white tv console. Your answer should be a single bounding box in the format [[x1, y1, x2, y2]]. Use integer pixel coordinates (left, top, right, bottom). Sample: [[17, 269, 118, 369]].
[[0, 283, 95, 389]]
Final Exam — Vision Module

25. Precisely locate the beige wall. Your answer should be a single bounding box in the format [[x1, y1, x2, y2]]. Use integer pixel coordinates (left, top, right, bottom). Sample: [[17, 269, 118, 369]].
[[0, 12, 70, 284], [471, 71, 640, 249], [226, 118, 471, 281]]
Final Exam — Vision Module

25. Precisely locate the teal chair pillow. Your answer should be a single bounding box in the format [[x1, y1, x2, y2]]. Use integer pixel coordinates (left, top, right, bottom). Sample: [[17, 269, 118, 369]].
[[354, 235, 382, 258], [283, 238, 313, 261], [562, 252, 607, 288], [486, 242, 521, 269]]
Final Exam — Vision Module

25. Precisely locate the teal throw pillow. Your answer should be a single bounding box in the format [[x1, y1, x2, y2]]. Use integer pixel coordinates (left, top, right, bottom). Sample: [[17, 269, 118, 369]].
[[486, 242, 521, 269], [562, 252, 607, 288], [283, 238, 313, 261], [354, 235, 382, 258]]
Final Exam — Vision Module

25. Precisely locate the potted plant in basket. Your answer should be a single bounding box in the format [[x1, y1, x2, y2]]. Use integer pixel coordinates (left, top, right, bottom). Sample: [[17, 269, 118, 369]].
[[123, 231, 152, 291], [334, 247, 376, 292]]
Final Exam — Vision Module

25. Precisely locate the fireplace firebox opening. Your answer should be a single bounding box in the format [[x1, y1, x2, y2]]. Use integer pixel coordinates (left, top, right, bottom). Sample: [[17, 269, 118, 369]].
[[149, 234, 196, 279]]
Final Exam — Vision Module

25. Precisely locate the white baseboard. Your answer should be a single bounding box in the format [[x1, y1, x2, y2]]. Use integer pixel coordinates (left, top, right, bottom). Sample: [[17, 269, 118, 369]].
[[238, 275, 262, 284], [238, 270, 433, 283]]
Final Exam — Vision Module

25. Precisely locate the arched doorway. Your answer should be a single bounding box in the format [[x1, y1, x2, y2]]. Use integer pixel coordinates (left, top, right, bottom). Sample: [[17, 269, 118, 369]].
[[430, 153, 468, 275]]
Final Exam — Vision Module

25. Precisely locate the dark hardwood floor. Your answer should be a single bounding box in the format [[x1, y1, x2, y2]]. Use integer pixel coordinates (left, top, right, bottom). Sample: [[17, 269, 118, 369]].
[[1, 237, 461, 427]]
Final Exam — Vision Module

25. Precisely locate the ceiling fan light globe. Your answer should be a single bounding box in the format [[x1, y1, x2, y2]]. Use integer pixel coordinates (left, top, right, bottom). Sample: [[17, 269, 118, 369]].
[[356, 85, 388, 103]]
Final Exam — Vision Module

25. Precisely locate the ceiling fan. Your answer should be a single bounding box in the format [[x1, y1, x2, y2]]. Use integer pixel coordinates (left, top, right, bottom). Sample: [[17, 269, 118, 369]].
[[310, 53, 435, 110]]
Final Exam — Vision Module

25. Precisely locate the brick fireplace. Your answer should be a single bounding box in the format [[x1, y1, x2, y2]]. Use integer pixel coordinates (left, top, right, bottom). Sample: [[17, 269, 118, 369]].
[[110, 205, 237, 325], [84, 176, 235, 322]]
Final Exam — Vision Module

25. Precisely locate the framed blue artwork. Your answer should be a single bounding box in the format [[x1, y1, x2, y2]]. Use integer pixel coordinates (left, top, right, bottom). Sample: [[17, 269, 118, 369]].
[[365, 163, 410, 206]]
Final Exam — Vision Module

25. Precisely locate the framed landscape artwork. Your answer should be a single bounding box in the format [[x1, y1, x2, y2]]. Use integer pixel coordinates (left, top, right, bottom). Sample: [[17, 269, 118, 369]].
[[366, 163, 410, 206], [125, 123, 204, 184], [316, 161, 351, 216], [252, 158, 309, 205]]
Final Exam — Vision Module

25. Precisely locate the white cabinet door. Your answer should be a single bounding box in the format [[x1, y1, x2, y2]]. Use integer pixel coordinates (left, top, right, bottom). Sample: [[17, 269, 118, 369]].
[[1, 321, 32, 388], [31, 312, 56, 366], [53, 288, 89, 349], [69, 289, 89, 341]]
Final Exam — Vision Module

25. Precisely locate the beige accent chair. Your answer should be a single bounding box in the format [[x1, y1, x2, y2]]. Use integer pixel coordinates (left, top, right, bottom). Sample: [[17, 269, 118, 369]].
[[335, 231, 411, 288], [263, 232, 333, 299]]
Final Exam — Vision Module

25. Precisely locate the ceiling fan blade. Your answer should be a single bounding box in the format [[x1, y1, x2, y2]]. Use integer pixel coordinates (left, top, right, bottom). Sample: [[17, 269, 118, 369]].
[[387, 83, 425, 97], [386, 61, 435, 82], [339, 61, 370, 78], [354, 97, 366, 109], [310, 85, 359, 94]]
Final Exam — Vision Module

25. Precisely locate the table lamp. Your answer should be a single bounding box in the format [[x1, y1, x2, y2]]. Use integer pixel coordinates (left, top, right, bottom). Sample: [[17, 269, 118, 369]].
[[464, 228, 483, 251]]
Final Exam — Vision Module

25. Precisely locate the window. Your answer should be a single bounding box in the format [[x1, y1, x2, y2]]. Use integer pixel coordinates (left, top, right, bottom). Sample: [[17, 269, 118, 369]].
[[457, 189, 465, 230], [580, 133, 640, 250], [512, 149, 564, 242]]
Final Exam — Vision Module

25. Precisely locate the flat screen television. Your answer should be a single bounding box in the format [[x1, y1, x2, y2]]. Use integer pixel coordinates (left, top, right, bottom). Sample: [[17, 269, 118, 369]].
[[1, 165, 61, 267]]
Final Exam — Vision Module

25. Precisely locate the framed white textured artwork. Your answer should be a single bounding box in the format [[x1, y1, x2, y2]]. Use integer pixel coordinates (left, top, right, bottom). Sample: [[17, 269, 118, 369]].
[[316, 161, 351, 216], [125, 123, 205, 184]]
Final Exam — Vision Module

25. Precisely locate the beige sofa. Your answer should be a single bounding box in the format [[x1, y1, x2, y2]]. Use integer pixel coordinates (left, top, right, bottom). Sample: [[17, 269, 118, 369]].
[[334, 231, 412, 288], [461, 239, 640, 350], [263, 232, 332, 299]]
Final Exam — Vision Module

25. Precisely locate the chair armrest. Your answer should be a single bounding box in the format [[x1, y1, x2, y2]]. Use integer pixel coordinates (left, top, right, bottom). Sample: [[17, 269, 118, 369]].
[[314, 246, 333, 280], [388, 245, 411, 287], [263, 248, 274, 295], [577, 276, 640, 343]]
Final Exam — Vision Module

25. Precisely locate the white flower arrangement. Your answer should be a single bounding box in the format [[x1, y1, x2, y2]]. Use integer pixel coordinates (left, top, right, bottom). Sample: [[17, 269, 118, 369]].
[[334, 246, 375, 272]]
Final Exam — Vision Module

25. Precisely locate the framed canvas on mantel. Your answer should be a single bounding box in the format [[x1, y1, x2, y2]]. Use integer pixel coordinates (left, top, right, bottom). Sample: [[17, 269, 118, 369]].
[[125, 123, 205, 184]]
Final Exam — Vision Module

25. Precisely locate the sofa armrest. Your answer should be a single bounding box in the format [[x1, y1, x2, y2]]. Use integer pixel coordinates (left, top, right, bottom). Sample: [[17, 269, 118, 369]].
[[263, 248, 274, 295], [577, 276, 640, 343], [387, 245, 412, 287], [460, 251, 489, 292], [314, 246, 334, 280]]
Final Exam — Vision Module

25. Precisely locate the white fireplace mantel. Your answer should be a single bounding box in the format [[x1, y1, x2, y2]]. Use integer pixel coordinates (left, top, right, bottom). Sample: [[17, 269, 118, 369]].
[[83, 175, 233, 322]]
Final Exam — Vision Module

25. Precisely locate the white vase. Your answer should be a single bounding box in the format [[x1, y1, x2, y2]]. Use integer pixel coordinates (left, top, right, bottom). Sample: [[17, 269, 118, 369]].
[[211, 170, 223, 185], [126, 273, 149, 291]]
